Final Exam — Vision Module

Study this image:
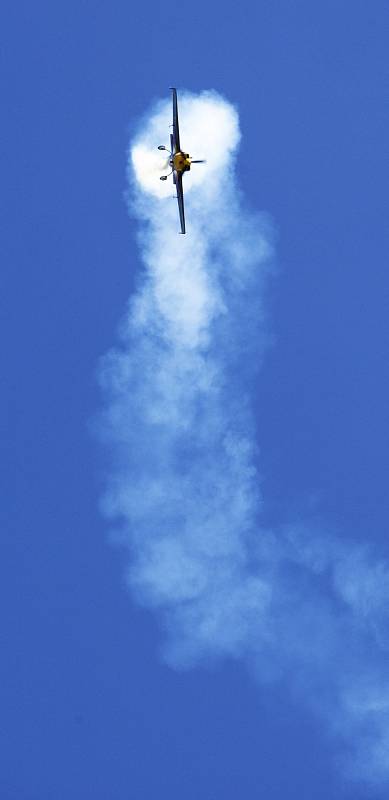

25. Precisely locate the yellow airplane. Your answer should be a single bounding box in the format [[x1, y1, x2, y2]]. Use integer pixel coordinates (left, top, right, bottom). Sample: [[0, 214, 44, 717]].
[[158, 88, 205, 234]]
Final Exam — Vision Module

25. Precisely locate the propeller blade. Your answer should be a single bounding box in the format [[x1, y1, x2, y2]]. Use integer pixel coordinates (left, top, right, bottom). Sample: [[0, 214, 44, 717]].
[[191, 159, 206, 163]]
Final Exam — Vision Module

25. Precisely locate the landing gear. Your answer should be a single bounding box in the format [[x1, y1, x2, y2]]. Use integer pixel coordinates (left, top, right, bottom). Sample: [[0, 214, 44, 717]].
[[158, 146, 173, 181]]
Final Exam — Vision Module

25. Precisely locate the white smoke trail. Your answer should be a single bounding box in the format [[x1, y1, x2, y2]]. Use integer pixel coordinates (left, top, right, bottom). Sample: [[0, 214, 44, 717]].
[[98, 90, 389, 787]]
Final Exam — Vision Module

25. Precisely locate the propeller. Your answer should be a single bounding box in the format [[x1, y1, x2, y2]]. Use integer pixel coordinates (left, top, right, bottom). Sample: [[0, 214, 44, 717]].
[[191, 159, 206, 163]]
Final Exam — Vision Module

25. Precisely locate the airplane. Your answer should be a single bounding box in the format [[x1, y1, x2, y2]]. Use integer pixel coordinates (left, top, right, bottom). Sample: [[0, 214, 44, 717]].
[[158, 88, 205, 234]]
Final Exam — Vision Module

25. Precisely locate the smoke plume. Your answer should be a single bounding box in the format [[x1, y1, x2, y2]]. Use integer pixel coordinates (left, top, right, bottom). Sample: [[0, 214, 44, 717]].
[[98, 90, 389, 786]]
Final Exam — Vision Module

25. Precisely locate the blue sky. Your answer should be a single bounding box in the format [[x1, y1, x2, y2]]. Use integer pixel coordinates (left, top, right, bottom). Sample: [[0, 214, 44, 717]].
[[2, 1, 389, 798]]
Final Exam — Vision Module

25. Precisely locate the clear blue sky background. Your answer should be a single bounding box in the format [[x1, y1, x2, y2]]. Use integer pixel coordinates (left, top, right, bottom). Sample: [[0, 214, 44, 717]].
[[2, 1, 388, 798]]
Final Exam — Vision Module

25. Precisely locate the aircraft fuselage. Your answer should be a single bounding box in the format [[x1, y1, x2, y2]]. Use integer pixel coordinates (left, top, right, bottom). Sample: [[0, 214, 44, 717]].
[[171, 151, 191, 174]]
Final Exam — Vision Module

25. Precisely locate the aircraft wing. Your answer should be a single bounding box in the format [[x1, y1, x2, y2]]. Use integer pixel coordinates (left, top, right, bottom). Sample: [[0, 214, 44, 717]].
[[176, 172, 186, 234], [170, 87, 181, 153]]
